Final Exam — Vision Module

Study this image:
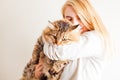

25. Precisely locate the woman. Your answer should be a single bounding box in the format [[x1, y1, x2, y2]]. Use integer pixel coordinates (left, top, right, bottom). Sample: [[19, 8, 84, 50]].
[[35, 0, 110, 80]]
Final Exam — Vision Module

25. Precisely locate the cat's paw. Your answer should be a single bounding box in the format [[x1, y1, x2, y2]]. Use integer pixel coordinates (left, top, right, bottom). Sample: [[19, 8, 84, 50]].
[[48, 60, 69, 75]]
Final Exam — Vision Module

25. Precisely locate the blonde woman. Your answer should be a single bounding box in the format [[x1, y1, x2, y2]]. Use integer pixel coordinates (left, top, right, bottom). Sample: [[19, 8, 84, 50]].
[[35, 0, 110, 80]]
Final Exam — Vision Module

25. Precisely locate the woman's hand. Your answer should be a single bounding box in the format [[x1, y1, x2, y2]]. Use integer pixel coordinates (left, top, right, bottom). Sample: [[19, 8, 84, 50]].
[[35, 63, 43, 79]]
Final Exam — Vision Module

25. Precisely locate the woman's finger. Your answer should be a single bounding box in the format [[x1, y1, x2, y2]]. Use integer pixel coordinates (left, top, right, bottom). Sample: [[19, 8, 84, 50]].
[[35, 63, 44, 78], [36, 63, 43, 69]]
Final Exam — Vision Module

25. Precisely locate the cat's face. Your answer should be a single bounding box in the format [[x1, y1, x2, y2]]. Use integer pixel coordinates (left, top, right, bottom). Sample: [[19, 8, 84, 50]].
[[43, 20, 79, 45]]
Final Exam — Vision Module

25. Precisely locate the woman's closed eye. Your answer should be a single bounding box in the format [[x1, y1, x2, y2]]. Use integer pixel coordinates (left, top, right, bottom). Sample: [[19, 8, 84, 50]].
[[65, 16, 73, 22]]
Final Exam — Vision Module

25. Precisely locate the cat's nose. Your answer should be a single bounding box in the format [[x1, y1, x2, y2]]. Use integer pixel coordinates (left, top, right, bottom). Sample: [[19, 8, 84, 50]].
[[56, 41, 61, 46], [56, 42, 60, 46]]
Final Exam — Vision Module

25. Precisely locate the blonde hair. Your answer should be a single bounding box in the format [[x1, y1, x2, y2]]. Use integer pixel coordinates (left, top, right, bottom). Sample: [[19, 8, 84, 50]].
[[62, 0, 112, 57]]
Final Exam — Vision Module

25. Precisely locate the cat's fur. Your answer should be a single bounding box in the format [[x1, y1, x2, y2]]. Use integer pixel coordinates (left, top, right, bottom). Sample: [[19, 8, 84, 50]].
[[20, 19, 79, 80]]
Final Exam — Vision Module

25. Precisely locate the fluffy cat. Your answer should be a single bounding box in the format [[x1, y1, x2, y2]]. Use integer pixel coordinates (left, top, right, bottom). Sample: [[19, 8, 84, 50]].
[[20, 19, 79, 80]]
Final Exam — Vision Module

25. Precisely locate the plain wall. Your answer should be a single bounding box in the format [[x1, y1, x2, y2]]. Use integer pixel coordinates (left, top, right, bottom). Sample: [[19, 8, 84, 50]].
[[0, 0, 119, 80]]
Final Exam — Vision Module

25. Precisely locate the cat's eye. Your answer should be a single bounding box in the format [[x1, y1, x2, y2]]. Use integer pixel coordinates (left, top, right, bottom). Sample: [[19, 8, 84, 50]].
[[48, 33, 57, 40], [62, 36, 70, 41], [52, 34, 57, 39], [62, 38, 66, 41]]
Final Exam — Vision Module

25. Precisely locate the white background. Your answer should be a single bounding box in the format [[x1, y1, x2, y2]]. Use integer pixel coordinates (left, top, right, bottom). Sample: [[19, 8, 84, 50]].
[[0, 0, 120, 80]]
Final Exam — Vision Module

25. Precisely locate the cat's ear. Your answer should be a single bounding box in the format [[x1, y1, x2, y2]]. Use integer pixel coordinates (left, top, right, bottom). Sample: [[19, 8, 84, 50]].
[[69, 24, 79, 31], [48, 20, 54, 29]]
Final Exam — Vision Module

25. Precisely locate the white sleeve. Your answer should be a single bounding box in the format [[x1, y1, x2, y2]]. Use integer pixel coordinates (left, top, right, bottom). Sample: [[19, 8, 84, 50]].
[[43, 31, 105, 60]]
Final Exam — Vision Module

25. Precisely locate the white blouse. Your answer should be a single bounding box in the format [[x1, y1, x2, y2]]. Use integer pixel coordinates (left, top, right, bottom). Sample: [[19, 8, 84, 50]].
[[43, 30, 105, 80]]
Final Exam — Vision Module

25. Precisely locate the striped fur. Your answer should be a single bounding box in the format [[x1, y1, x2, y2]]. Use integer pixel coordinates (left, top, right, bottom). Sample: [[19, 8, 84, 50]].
[[20, 19, 79, 80]]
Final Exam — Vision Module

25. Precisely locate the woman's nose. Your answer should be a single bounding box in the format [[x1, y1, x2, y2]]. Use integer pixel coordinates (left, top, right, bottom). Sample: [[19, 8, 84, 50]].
[[73, 19, 79, 25]]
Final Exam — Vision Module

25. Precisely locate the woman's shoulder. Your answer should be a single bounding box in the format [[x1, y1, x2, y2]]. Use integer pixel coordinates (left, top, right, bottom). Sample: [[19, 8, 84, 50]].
[[81, 30, 103, 40], [79, 30, 104, 47], [82, 30, 100, 37]]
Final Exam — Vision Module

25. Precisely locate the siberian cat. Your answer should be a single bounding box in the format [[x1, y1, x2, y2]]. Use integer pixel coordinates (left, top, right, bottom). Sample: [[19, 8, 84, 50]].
[[20, 19, 79, 80]]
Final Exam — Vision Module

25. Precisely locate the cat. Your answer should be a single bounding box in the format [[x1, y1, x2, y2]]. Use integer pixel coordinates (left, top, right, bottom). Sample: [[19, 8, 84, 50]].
[[20, 19, 79, 80]]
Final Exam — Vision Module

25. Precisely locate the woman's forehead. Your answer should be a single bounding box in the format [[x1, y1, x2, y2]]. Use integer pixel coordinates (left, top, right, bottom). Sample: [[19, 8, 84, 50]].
[[64, 6, 77, 17]]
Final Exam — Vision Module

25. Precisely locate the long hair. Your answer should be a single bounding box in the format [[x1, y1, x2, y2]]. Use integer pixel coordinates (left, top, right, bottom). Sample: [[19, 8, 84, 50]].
[[61, 0, 112, 57]]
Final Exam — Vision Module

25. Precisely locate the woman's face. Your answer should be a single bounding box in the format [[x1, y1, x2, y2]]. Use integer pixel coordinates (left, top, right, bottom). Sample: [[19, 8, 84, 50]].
[[64, 5, 88, 33]]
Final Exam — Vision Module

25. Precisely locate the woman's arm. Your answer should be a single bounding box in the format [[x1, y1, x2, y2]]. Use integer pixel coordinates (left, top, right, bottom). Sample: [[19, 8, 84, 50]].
[[44, 31, 105, 60]]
